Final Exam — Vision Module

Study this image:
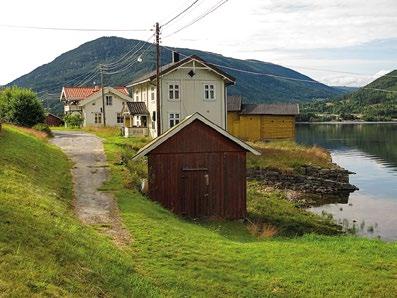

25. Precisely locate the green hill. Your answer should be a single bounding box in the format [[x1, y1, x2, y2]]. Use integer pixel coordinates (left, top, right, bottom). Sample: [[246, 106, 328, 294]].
[[7, 36, 344, 113], [301, 70, 397, 121]]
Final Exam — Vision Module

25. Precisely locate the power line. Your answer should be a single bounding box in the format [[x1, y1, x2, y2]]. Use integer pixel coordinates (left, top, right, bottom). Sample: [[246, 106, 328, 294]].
[[0, 24, 151, 32], [103, 43, 154, 75], [102, 34, 154, 70], [161, 46, 397, 93], [161, 0, 199, 27], [163, 0, 229, 38]]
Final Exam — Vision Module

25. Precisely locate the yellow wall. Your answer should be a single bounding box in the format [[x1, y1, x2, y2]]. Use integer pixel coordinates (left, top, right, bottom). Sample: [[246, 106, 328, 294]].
[[227, 113, 295, 141]]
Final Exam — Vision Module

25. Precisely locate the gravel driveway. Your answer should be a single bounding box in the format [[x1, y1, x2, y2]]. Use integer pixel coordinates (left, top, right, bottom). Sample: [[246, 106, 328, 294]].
[[51, 131, 131, 245]]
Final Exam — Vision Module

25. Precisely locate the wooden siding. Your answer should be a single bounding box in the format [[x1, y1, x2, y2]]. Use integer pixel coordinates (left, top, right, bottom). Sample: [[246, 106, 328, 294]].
[[227, 113, 296, 141], [147, 120, 247, 219], [44, 114, 64, 127]]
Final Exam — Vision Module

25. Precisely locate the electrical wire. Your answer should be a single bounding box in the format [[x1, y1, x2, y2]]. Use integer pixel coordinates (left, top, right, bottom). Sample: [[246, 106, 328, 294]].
[[161, 0, 199, 27], [0, 24, 151, 32], [102, 34, 154, 70], [103, 43, 154, 75], [161, 45, 397, 93], [163, 0, 229, 38]]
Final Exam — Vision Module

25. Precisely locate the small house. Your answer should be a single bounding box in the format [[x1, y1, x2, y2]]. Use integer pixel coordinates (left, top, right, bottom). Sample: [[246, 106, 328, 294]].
[[133, 113, 260, 219], [227, 96, 299, 141], [44, 113, 64, 127], [60, 86, 132, 127]]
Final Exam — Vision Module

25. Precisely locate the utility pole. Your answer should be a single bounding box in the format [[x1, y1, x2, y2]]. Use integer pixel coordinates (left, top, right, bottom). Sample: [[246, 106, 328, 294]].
[[155, 22, 161, 135], [100, 64, 107, 127]]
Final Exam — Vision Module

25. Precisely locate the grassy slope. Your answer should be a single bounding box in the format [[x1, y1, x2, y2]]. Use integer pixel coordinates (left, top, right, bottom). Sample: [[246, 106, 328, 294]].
[[0, 126, 159, 297], [92, 128, 397, 297]]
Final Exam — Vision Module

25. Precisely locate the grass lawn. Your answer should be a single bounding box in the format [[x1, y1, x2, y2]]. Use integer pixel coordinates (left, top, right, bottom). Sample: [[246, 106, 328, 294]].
[[93, 127, 397, 297], [0, 125, 159, 296]]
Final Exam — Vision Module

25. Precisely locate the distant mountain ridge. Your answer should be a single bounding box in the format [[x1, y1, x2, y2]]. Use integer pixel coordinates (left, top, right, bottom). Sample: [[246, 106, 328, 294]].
[[301, 70, 397, 121], [8, 36, 345, 112]]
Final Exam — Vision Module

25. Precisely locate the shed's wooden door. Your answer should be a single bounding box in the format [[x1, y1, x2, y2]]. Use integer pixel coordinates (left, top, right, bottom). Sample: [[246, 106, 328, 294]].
[[181, 168, 209, 218]]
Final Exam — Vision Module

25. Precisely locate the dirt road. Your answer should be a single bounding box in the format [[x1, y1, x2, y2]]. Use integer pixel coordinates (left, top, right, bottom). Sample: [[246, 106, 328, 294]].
[[51, 131, 131, 245]]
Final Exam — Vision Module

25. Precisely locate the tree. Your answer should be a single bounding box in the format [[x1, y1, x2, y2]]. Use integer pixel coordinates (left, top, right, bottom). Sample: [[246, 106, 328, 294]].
[[64, 113, 83, 128], [0, 86, 45, 127]]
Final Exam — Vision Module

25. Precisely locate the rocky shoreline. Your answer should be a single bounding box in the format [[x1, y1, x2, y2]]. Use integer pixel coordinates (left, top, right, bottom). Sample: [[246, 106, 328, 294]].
[[247, 165, 359, 207]]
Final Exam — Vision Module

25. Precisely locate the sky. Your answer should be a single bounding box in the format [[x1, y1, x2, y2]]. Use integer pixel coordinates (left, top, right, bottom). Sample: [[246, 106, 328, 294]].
[[0, 0, 396, 87]]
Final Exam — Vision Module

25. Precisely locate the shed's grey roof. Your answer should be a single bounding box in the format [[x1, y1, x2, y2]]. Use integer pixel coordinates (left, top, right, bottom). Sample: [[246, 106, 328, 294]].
[[240, 103, 299, 115], [227, 95, 242, 112], [126, 102, 149, 115]]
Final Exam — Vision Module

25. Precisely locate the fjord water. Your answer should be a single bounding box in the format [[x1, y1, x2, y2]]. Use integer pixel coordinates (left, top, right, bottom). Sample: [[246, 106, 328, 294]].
[[296, 123, 397, 240]]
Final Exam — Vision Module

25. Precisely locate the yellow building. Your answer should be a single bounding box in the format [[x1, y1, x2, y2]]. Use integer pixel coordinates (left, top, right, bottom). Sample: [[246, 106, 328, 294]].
[[227, 96, 299, 141]]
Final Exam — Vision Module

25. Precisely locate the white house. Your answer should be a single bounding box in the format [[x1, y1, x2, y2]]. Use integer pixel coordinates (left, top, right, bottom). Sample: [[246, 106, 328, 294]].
[[60, 86, 132, 127], [124, 54, 236, 138]]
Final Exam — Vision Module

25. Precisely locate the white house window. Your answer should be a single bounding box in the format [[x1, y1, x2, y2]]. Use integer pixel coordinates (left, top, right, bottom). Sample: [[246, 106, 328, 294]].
[[116, 113, 123, 124], [168, 84, 180, 100], [135, 90, 139, 101], [150, 87, 155, 101], [204, 84, 215, 100], [94, 113, 102, 124], [143, 92, 147, 100], [169, 113, 180, 128], [106, 95, 113, 106]]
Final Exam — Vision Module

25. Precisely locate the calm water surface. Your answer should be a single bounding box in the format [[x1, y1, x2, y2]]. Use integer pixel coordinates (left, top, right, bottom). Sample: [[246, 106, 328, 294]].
[[296, 123, 397, 241]]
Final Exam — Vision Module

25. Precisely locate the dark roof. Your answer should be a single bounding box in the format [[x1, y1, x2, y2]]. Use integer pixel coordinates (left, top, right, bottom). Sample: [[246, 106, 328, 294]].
[[125, 102, 149, 115], [240, 103, 299, 115], [127, 55, 236, 87], [227, 95, 242, 112], [46, 113, 63, 121]]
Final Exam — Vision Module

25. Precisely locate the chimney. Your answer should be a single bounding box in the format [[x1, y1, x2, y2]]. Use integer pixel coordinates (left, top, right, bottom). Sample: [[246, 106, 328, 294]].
[[172, 51, 180, 63]]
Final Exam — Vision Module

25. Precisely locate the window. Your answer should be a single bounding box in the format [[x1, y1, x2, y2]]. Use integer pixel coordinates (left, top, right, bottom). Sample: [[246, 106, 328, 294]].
[[94, 113, 102, 124], [204, 84, 215, 100], [168, 84, 180, 100], [143, 92, 147, 101], [135, 90, 139, 101], [117, 113, 123, 124], [105, 95, 113, 106], [169, 113, 180, 128], [150, 87, 155, 101]]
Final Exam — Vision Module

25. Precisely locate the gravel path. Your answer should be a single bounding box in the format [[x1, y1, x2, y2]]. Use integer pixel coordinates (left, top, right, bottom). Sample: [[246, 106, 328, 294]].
[[51, 131, 131, 245]]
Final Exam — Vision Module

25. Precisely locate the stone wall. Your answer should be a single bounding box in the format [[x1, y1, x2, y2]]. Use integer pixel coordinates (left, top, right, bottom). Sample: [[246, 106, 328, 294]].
[[247, 165, 358, 195]]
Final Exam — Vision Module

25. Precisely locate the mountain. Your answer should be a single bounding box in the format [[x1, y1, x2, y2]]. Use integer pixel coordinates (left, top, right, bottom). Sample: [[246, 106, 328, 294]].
[[301, 70, 397, 121], [8, 36, 344, 113], [331, 86, 359, 94]]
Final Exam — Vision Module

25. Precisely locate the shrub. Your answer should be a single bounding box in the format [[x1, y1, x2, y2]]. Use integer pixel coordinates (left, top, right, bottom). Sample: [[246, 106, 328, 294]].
[[32, 123, 53, 137], [0, 86, 45, 127], [64, 113, 83, 128]]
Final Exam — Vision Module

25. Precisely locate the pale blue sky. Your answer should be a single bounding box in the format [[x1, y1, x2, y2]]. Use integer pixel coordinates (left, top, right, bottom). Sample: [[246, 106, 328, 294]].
[[0, 0, 396, 86]]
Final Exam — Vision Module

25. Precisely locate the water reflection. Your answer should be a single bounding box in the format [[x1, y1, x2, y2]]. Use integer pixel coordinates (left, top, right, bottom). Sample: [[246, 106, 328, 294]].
[[296, 123, 397, 240]]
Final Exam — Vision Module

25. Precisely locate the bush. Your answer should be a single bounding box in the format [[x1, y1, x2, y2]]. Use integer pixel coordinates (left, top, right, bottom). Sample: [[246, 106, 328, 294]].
[[0, 86, 45, 127], [32, 123, 53, 137], [64, 113, 83, 128]]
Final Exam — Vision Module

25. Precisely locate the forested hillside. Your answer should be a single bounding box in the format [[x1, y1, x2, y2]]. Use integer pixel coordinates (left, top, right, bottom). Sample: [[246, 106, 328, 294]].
[[301, 70, 397, 121], [8, 36, 343, 113]]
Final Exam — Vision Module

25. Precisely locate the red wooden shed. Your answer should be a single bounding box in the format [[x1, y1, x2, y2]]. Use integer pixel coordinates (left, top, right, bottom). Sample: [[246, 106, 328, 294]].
[[133, 113, 260, 219], [44, 113, 64, 127]]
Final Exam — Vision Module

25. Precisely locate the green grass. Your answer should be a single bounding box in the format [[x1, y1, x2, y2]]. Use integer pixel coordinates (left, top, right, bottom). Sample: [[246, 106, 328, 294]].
[[0, 125, 159, 297], [96, 130, 397, 297], [4, 125, 396, 296], [247, 140, 334, 171]]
